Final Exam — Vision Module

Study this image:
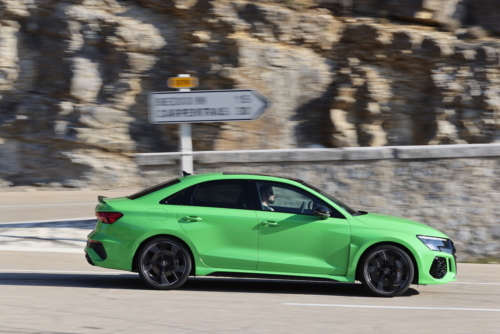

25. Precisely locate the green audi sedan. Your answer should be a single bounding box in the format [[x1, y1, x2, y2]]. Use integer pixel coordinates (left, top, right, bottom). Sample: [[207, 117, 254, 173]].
[[85, 172, 457, 297]]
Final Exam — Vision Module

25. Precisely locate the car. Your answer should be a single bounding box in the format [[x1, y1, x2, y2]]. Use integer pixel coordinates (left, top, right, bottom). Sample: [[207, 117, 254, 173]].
[[85, 172, 457, 297]]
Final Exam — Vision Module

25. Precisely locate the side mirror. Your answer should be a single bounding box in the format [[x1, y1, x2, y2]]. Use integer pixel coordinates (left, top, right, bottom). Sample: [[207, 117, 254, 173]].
[[313, 206, 330, 220]]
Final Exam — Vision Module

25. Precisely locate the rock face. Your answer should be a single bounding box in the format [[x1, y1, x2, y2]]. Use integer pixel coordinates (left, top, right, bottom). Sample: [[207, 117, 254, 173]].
[[1, 0, 500, 187], [321, 0, 500, 34], [466, 0, 500, 35], [352, 0, 465, 28]]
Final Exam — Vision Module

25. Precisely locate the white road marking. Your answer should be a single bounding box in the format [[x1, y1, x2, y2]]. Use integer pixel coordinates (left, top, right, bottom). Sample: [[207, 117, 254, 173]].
[[0, 269, 135, 275], [450, 282, 500, 285], [283, 303, 500, 312], [0, 203, 95, 208]]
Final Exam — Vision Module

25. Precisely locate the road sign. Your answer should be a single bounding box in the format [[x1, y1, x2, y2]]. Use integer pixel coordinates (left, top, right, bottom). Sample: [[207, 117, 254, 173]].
[[148, 89, 271, 124], [167, 76, 199, 89]]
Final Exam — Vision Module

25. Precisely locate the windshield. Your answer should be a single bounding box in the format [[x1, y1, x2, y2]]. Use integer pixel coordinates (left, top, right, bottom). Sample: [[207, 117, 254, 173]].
[[301, 181, 360, 216]]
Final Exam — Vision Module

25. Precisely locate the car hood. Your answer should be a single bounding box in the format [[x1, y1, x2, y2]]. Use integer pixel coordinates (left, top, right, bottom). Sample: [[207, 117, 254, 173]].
[[354, 212, 449, 238]]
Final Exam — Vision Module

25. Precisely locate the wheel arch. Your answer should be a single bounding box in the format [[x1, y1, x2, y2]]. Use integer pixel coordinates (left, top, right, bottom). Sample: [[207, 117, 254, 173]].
[[131, 234, 196, 276], [354, 241, 420, 285]]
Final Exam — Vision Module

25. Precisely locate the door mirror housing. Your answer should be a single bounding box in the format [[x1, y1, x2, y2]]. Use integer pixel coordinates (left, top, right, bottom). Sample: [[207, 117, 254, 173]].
[[313, 206, 330, 220]]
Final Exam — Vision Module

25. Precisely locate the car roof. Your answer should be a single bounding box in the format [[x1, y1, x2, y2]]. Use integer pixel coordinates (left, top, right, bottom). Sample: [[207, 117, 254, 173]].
[[128, 172, 308, 200], [178, 172, 305, 184], [222, 172, 304, 183]]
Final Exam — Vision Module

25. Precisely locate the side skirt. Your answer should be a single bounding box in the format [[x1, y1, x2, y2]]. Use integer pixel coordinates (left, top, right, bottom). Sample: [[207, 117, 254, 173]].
[[206, 272, 339, 283], [195, 267, 354, 283]]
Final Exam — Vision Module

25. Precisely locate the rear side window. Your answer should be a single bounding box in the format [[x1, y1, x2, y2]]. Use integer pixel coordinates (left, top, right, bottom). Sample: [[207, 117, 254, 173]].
[[127, 178, 180, 200], [160, 186, 195, 205], [190, 180, 252, 210]]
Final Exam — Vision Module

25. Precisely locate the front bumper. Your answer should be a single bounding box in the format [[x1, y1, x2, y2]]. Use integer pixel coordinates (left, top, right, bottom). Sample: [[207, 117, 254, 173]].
[[417, 249, 457, 285]]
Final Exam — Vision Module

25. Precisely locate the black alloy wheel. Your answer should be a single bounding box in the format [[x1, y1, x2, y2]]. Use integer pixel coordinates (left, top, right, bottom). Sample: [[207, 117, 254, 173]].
[[137, 237, 192, 290], [358, 245, 414, 297]]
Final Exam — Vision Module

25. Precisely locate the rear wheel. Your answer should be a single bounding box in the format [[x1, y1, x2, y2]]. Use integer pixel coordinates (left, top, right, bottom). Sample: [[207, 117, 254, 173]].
[[358, 245, 414, 297], [137, 237, 192, 290]]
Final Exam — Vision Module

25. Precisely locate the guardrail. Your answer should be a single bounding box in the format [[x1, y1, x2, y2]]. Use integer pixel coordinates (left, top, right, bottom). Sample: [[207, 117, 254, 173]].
[[136, 143, 500, 166]]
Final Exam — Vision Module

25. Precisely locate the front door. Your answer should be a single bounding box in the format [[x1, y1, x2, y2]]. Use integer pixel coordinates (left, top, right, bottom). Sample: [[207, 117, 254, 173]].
[[176, 180, 259, 270], [255, 181, 351, 276]]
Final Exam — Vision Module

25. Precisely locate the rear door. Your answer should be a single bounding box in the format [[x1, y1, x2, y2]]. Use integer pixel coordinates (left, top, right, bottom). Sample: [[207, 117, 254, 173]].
[[174, 179, 259, 270], [254, 181, 351, 276]]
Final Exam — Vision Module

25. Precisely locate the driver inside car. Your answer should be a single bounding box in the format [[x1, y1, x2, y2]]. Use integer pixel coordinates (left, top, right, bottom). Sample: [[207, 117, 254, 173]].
[[259, 185, 276, 211]]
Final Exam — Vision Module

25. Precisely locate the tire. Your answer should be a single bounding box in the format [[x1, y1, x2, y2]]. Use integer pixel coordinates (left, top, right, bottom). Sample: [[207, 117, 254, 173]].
[[358, 244, 414, 297], [136, 237, 192, 290]]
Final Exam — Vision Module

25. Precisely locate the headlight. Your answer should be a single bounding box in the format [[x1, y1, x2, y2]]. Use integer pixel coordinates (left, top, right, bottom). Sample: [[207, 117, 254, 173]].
[[417, 235, 452, 253]]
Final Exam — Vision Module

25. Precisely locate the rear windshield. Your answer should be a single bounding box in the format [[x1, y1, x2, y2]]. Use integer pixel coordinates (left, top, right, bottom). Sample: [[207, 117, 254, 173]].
[[127, 178, 180, 200]]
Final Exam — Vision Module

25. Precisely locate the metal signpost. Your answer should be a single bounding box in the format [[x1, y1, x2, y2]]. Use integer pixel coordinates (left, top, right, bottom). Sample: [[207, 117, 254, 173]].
[[150, 75, 271, 175], [170, 74, 196, 175]]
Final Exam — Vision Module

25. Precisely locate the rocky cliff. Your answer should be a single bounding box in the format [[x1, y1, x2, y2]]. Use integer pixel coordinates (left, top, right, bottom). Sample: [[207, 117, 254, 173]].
[[1, 0, 500, 188]]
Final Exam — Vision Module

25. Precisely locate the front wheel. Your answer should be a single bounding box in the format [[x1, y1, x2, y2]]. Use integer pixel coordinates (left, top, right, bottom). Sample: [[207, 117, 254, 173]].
[[358, 245, 414, 297], [137, 237, 192, 290]]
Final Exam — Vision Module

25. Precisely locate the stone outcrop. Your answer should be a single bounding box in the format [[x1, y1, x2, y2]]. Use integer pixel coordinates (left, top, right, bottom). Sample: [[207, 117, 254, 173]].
[[465, 0, 500, 35], [1, 0, 500, 187], [320, 0, 500, 34], [357, 0, 465, 29]]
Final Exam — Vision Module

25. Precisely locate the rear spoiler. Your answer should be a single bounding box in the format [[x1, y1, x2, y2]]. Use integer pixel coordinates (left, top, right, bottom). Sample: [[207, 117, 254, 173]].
[[98, 196, 108, 204]]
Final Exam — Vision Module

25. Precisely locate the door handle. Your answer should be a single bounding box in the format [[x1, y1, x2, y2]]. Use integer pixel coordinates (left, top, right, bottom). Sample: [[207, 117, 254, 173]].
[[182, 216, 203, 222], [261, 220, 280, 227]]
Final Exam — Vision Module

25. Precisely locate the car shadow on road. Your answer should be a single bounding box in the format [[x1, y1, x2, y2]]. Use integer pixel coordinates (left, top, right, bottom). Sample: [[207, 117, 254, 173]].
[[181, 277, 419, 298], [0, 273, 419, 298]]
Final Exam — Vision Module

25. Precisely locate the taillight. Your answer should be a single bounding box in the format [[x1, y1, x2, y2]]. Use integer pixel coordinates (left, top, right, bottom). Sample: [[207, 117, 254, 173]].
[[95, 212, 123, 224]]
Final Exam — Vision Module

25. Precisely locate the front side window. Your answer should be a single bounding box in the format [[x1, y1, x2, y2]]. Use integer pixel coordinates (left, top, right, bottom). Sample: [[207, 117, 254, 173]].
[[301, 181, 358, 216], [256, 181, 331, 215]]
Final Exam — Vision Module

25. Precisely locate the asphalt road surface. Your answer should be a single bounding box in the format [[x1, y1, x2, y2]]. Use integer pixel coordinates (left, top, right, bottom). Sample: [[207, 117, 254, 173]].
[[0, 251, 499, 334]]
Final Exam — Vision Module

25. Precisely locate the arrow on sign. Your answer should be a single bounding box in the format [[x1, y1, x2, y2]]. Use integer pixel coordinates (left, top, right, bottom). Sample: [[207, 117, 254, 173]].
[[148, 89, 271, 124]]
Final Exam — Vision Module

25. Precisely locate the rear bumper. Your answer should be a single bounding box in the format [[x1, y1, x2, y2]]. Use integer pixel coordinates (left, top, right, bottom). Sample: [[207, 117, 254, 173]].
[[85, 252, 95, 266], [86, 240, 107, 260], [84, 229, 134, 271]]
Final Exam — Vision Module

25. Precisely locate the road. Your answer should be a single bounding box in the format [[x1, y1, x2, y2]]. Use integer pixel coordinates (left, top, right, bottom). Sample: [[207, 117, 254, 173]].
[[0, 251, 499, 333], [0, 190, 499, 333]]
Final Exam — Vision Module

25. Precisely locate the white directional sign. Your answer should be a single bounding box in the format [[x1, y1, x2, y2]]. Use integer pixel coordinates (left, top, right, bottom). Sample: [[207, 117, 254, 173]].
[[148, 89, 271, 124]]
